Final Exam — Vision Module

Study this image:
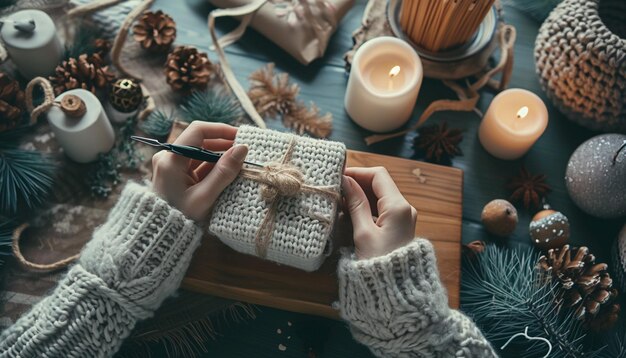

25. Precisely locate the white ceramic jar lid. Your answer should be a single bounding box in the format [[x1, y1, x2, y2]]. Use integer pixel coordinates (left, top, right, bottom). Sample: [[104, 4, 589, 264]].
[[1, 9, 57, 50]]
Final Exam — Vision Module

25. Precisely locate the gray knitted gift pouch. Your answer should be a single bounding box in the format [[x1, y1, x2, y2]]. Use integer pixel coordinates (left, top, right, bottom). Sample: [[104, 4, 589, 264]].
[[209, 125, 346, 272]]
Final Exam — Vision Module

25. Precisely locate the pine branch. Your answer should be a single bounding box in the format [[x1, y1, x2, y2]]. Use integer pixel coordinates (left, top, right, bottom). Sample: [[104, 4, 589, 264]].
[[0, 136, 56, 215], [180, 89, 243, 124], [462, 244, 600, 357], [0, 218, 15, 259], [248, 63, 299, 118], [87, 116, 143, 198], [139, 110, 175, 138], [283, 102, 332, 138], [65, 22, 105, 59]]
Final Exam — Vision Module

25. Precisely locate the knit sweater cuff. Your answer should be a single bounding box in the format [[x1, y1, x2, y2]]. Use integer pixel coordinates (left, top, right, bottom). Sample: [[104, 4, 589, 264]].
[[79, 181, 203, 315], [338, 239, 449, 329]]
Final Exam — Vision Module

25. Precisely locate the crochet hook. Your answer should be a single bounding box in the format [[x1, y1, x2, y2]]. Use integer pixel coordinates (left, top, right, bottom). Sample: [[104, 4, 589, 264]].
[[130, 136, 263, 167]]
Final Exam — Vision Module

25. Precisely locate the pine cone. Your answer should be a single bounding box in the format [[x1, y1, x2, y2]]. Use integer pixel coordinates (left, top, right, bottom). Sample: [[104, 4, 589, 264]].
[[165, 46, 213, 93], [538, 245, 620, 331], [0, 72, 25, 132], [133, 10, 176, 53], [49, 53, 115, 95], [93, 38, 111, 57]]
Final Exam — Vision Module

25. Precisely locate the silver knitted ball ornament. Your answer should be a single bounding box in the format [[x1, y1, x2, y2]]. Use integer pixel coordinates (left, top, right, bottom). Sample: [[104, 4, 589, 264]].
[[535, 0, 626, 132], [565, 134, 626, 219]]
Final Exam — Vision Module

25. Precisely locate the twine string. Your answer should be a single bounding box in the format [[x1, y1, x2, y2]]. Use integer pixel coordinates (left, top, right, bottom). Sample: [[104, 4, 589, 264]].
[[238, 136, 340, 257], [500, 327, 552, 358], [12, 223, 80, 272], [25, 77, 56, 124]]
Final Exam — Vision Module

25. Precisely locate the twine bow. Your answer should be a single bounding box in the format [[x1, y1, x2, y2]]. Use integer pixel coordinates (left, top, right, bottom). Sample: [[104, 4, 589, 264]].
[[238, 136, 340, 257]]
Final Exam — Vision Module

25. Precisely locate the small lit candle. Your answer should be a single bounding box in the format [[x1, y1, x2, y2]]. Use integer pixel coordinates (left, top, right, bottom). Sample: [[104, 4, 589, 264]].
[[478, 88, 548, 160], [345, 37, 423, 133], [0, 10, 63, 79]]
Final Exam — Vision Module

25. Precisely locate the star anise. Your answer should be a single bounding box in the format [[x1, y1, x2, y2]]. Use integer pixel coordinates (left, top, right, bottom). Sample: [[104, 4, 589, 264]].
[[507, 166, 551, 209], [412, 121, 463, 163]]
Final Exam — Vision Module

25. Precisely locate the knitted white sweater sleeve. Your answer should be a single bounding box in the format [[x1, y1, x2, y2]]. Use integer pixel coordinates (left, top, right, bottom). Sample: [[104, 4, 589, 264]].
[[337, 239, 497, 358], [0, 182, 203, 358]]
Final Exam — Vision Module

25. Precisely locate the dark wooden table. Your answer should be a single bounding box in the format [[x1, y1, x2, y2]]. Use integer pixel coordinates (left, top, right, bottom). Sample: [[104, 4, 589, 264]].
[[145, 0, 625, 356]]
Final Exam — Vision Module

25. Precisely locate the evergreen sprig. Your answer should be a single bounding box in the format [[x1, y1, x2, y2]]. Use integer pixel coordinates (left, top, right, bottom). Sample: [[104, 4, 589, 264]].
[[140, 110, 175, 138], [461, 244, 601, 357], [180, 89, 243, 124], [65, 22, 102, 59], [0, 134, 56, 215], [88, 116, 143, 198], [0, 218, 15, 260]]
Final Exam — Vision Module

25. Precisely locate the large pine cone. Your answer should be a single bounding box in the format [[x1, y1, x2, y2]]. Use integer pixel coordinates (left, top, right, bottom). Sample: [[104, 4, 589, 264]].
[[165, 46, 213, 93], [132, 10, 176, 53], [0, 72, 25, 132], [538, 245, 620, 331], [49, 53, 115, 95]]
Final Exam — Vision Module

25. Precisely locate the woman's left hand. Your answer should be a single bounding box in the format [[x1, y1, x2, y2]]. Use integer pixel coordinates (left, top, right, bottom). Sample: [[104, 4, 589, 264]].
[[151, 121, 248, 221]]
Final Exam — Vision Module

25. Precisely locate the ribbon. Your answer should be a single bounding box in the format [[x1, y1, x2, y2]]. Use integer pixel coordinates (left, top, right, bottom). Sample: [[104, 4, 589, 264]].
[[364, 24, 517, 145], [238, 135, 340, 257], [208, 0, 268, 129], [207, 0, 335, 129]]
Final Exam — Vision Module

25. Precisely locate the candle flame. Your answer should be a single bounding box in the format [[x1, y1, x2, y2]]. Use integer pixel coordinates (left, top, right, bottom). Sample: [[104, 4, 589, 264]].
[[389, 66, 401, 78], [516, 106, 529, 119]]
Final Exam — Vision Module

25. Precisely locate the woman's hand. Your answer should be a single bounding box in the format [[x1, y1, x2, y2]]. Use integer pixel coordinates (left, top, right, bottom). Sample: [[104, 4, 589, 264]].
[[151, 121, 248, 221], [343, 167, 417, 259]]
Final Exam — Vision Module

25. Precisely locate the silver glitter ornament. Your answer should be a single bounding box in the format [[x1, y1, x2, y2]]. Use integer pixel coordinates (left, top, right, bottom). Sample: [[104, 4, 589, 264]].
[[565, 134, 626, 219]]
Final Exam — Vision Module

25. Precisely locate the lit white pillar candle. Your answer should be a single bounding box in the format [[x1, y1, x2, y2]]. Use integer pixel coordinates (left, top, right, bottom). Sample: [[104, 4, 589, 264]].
[[47, 89, 115, 163], [0, 9, 63, 79], [478, 88, 548, 160], [345, 37, 423, 133]]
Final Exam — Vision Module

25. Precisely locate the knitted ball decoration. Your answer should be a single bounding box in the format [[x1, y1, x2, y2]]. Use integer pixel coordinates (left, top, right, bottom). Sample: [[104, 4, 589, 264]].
[[534, 0, 626, 132]]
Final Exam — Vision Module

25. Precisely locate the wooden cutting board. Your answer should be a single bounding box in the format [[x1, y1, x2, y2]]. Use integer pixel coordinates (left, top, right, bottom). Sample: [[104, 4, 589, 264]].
[[181, 141, 463, 319]]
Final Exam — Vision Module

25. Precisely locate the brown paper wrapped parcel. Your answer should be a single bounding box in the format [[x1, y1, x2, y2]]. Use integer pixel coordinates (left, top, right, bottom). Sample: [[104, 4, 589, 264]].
[[207, 0, 355, 64]]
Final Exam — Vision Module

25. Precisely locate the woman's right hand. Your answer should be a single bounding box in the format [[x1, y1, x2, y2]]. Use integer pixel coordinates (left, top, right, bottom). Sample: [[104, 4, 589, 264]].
[[151, 121, 248, 222], [342, 167, 417, 259]]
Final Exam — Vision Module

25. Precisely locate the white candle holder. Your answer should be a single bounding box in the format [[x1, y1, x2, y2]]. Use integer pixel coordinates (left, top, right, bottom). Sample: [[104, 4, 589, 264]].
[[47, 89, 116, 163], [0, 10, 63, 79], [345, 37, 423, 133]]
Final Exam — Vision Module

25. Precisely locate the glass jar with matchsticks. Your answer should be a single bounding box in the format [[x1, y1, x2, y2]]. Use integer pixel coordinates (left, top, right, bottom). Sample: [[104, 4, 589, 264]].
[[387, 0, 500, 80]]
